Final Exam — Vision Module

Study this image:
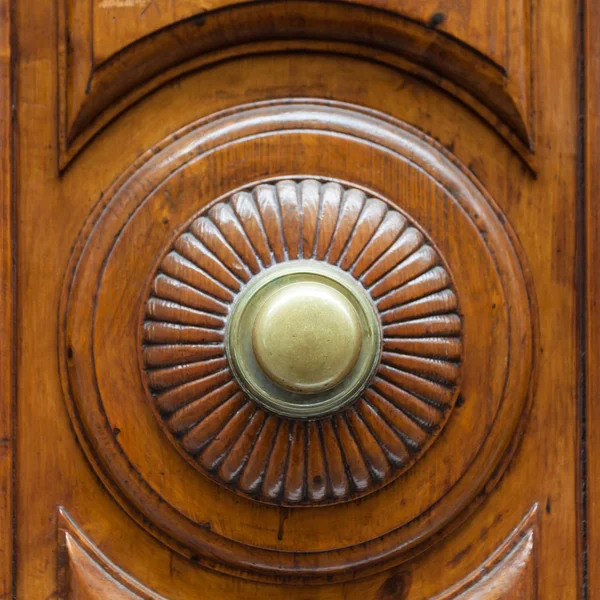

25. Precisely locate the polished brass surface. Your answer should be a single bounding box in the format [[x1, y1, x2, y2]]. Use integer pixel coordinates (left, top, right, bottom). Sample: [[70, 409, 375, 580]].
[[252, 281, 362, 394], [225, 261, 381, 418]]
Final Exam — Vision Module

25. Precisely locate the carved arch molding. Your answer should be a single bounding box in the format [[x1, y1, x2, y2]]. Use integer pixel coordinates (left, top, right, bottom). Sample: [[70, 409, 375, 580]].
[[59, 0, 535, 167], [61, 102, 535, 583]]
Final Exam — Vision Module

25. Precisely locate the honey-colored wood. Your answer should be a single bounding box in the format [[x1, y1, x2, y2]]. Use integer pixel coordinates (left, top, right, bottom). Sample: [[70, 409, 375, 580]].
[[3, 0, 593, 597], [58, 0, 535, 166], [141, 178, 462, 506], [586, 0, 600, 596], [0, 0, 13, 596]]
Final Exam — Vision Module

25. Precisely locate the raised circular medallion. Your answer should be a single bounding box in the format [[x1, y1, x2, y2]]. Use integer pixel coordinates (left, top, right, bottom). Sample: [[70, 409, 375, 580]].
[[60, 102, 533, 580], [140, 178, 463, 504]]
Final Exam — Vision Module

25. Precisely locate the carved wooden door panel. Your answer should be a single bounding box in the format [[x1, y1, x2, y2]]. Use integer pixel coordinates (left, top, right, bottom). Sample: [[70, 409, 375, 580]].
[[2, 0, 593, 598]]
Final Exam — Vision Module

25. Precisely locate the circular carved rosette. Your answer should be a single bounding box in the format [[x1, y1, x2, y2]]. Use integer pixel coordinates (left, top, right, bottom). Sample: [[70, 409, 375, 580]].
[[142, 180, 462, 505], [61, 102, 534, 581]]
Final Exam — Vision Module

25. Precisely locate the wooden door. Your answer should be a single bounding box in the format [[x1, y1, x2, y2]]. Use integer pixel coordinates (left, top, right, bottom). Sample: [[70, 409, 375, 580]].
[[1, 0, 597, 598]]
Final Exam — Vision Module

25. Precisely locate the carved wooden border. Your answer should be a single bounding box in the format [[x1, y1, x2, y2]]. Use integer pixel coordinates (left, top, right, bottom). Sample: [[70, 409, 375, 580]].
[[57, 509, 165, 599], [57, 506, 538, 598], [57, 0, 536, 169], [0, 0, 13, 596], [433, 505, 539, 599]]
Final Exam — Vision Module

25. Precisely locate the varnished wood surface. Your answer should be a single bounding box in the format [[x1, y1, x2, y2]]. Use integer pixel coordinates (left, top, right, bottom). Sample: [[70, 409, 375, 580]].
[[432, 505, 539, 600], [4, 0, 589, 597], [57, 506, 539, 600], [59, 0, 535, 167], [586, 0, 600, 596], [142, 178, 462, 506], [60, 103, 533, 580], [0, 0, 13, 597]]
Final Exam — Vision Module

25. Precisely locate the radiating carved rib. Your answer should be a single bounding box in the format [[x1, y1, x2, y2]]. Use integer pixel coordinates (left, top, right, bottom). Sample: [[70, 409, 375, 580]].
[[335, 415, 371, 491], [237, 416, 279, 495], [383, 336, 462, 360], [345, 410, 391, 481], [382, 313, 461, 337], [198, 400, 255, 470], [381, 352, 459, 384], [363, 390, 429, 448], [253, 185, 287, 263], [261, 421, 291, 501], [306, 421, 328, 502], [351, 210, 407, 277], [231, 191, 273, 269], [161, 252, 235, 303], [356, 398, 411, 465], [373, 378, 443, 427], [377, 266, 451, 312], [209, 203, 262, 274], [190, 217, 251, 282], [370, 245, 438, 298], [165, 378, 238, 430], [314, 182, 343, 260], [340, 198, 388, 270], [275, 181, 301, 260], [362, 227, 424, 286], [143, 343, 224, 367], [174, 233, 243, 292], [379, 365, 456, 407], [143, 322, 224, 344], [181, 393, 248, 455], [284, 422, 306, 504], [151, 274, 229, 316], [147, 357, 228, 390], [217, 409, 266, 482], [143, 179, 463, 505], [321, 420, 351, 499], [146, 298, 225, 330], [380, 289, 459, 324], [299, 179, 321, 258], [327, 188, 366, 263]]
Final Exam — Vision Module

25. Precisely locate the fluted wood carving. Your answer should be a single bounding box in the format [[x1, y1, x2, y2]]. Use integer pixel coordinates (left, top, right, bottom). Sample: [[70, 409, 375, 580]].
[[61, 103, 534, 578], [142, 179, 462, 505]]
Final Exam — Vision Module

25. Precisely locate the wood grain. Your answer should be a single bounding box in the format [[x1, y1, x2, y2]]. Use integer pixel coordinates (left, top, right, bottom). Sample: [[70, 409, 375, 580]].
[[0, 0, 12, 596], [586, 0, 600, 595], [60, 102, 533, 580], [8, 0, 585, 596], [58, 1, 535, 167], [143, 179, 462, 505], [58, 509, 165, 599]]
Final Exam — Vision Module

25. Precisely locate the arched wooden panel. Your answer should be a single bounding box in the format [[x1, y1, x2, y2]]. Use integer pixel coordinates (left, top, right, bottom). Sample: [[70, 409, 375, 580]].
[[58, 0, 535, 167], [58, 510, 165, 599], [433, 505, 539, 599]]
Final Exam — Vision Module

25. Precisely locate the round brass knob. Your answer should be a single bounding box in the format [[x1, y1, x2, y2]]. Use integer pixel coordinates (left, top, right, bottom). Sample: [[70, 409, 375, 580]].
[[226, 261, 381, 418], [252, 281, 363, 394]]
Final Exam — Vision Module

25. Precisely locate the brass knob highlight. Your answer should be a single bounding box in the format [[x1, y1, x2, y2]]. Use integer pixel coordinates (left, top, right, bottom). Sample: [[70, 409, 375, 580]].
[[252, 281, 363, 394], [226, 261, 381, 418]]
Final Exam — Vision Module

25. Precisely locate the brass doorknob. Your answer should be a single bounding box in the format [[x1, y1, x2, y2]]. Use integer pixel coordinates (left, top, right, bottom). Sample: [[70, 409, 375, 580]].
[[252, 280, 363, 394], [226, 261, 381, 418]]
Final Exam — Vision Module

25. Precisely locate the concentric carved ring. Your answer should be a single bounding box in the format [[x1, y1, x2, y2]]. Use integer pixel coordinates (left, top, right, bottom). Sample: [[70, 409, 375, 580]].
[[61, 102, 534, 580], [142, 179, 462, 505]]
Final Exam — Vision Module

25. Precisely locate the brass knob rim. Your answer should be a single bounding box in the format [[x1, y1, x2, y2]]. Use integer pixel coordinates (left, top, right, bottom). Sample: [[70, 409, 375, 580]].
[[225, 261, 382, 419]]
